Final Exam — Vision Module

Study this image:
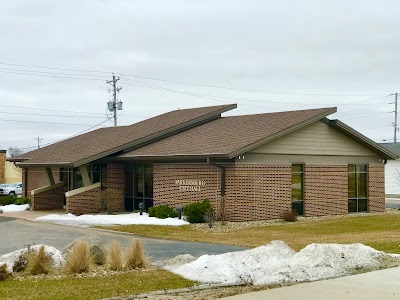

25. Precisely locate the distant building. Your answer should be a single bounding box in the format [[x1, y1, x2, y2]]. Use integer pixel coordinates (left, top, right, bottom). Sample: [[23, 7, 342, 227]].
[[0, 150, 22, 184], [9, 104, 397, 220], [379, 143, 400, 196]]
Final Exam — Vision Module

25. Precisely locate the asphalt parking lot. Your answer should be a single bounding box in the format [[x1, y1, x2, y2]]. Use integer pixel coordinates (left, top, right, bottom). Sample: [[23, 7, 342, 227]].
[[0, 217, 247, 260]]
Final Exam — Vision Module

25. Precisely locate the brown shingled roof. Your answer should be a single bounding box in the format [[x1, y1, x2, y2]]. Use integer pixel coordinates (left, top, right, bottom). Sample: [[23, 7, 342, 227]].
[[14, 104, 236, 167], [119, 107, 337, 159]]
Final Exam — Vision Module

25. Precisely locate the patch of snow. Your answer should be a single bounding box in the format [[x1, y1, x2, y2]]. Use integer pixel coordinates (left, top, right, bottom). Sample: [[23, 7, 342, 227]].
[[166, 240, 400, 285], [0, 245, 65, 273], [33, 212, 189, 227], [0, 204, 30, 213]]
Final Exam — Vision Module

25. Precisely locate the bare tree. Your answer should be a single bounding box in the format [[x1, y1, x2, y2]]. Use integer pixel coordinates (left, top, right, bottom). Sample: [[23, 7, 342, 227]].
[[7, 147, 24, 158]]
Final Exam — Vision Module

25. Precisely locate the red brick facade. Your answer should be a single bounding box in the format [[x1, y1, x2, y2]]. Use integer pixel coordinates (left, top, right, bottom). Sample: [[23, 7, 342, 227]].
[[224, 164, 292, 221], [106, 163, 124, 212], [66, 186, 101, 214], [304, 165, 348, 217], [368, 164, 385, 213], [31, 184, 67, 210], [153, 163, 222, 214], [24, 167, 60, 198], [153, 162, 387, 221]]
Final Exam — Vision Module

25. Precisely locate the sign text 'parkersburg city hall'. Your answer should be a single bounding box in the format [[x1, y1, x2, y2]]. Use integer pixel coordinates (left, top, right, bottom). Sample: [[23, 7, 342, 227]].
[[175, 179, 206, 191]]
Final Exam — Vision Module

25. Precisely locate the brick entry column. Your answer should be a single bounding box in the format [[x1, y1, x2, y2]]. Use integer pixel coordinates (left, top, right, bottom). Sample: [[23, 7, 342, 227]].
[[368, 164, 385, 213], [106, 163, 125, 212]]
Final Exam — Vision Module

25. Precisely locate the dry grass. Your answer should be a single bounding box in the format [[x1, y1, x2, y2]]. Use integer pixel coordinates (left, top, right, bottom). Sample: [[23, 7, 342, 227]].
[[0, 270, 194, 300], [65, 240, 94, 274], [100, 214, 400, 253], [107, 241, 123, 271], [27, 245, 52, 275], [125, 239, 148, 269]]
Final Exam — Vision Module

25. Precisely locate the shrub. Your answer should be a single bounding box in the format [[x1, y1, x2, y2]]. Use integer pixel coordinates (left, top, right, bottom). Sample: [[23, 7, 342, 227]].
[[125, 239, 148, 269], [0, 195, 15, 206], [14, 197, 31, 205], [13, 245, 35, 273], [0, 263, 9, 281], [65, 240, 94, 274], [183, 199, 214, 223], [107, 241, 123, 271], [155, 205, 178, 219], [148, 205, 178, 219], [281, 210, 298, 222], [27, 245, 53, 275], [148, 207, 156, 217]]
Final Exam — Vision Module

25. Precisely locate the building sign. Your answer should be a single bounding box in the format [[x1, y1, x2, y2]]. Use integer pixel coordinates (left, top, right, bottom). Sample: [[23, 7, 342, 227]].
[[175, 179, 206, 192]]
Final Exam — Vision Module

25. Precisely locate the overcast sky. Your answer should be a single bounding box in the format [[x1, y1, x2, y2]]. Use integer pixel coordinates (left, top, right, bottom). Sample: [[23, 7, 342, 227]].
[[1, 0, 399, 153]]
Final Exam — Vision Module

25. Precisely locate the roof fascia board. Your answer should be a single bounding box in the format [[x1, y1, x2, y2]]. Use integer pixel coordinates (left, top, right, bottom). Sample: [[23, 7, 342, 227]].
[[115, 154, 229, 161], [228, 107, 337, 158], [73, 104, 237, 167], [326, 119, 398, 159], [16, 162, 73, 168]]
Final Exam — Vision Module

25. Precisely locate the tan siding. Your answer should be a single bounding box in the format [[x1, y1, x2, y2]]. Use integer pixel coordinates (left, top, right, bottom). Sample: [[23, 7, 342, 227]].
[[239, 153, 380, 165], [249, 121, 376, 156]]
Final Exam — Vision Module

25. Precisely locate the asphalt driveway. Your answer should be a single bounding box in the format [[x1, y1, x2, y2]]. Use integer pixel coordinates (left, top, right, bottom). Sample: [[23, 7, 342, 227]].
[[0, 217, 247, 260]]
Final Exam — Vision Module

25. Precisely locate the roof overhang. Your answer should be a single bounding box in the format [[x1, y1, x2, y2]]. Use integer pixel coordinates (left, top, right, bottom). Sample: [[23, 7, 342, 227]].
[[116, 153, 230, 161], [324, 119, 398, 160], [16, 162, 73, 168]]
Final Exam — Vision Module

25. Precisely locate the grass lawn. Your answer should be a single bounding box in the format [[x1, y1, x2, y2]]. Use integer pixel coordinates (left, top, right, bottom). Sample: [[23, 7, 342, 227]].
[[100, 214, 400, 253], [0, 270, 194, 300]]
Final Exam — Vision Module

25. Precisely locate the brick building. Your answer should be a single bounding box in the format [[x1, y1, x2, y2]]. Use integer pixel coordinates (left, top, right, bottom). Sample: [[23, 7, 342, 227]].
[[9, 104, 397, 221]]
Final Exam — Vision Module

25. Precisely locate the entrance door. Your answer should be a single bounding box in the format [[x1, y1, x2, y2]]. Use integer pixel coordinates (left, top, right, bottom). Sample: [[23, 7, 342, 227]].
[[124, 163, 153, 211]]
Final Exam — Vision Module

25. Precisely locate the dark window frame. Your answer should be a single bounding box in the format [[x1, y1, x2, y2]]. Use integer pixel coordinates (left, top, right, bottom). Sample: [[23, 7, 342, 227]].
[[291, 163, 304, 216], [348, 164, 368, 213]]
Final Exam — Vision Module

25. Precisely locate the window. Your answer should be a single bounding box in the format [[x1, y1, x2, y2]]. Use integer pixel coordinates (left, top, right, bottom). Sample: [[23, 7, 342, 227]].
[[291, 164, 304, 216], [91, 164, 107, 184], [348, 164, 367, 213], [124, 163, 153, 211]]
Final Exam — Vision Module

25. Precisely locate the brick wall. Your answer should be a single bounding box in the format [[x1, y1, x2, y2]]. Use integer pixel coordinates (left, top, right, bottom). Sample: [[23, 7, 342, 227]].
[[153, 163, 222, 215], [153, 163, 292, 222], [24, 167, 60, 199], [106, 163, 124, 212], [225, 164, 292, 221], [304, 165, 348, 217], [368, 164, 385, 213], [0, 150, 6, 183], [31, 184, 67, 210], [66, 186, 101, 214]]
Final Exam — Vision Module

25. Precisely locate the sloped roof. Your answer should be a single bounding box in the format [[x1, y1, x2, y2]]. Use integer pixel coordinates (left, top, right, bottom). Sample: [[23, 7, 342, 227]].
[[379, 142, 400, 156], [119, 107, 338, 159], [12, 104, 236, 167]]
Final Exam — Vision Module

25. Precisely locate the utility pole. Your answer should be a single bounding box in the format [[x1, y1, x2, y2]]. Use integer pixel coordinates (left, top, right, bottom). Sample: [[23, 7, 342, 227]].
[[107, 74, 122, 127], [395, 92, 398, 143], [34, 136, 43, 149]]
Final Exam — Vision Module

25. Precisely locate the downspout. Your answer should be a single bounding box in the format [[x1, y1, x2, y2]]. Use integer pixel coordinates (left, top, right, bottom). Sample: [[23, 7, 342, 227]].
[[207, 158, 226, 222]]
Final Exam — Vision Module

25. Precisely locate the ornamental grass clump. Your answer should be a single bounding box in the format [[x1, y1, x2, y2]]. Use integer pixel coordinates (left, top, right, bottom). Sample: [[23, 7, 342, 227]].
[[0, 263, 9, 281], [281, 210, 299, 222], [125, 239, 148, 269], [65, 240, 94, 274], [27, 245, 53, 275], [107, 241, 123, 271], [13, 245, 35, 273]]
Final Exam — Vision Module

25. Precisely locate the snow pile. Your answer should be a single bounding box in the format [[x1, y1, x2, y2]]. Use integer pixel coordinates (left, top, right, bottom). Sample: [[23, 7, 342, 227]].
[[0, 204, 30, 213], [153, 254, 197, 268], [166, 240, 400, 285], [33, 212, 189, 227], [0, 245, 65, 273]]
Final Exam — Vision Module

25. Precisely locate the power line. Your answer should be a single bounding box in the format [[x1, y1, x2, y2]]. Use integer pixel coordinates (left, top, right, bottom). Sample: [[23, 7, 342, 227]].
[[0, 118, 101, 126], [18, 117, 114, 150], [0, 61, 388, 97], [0, 111, 107, 119]]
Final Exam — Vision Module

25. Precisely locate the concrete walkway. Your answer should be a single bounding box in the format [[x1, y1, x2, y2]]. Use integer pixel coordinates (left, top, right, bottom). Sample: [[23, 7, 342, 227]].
[[221, 266, 400, 299]]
